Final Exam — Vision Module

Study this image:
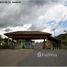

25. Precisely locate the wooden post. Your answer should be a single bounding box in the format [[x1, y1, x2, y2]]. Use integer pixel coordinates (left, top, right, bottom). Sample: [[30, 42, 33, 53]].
[[45, 36, 48, 49], [15, 40, 18, 48], [43, 39, 45, 49], [7, 37, 10, 48], [8, 37, 9, 45]]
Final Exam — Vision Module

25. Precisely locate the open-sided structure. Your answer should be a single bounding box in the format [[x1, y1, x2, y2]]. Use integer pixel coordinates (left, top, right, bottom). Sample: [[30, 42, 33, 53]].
[[4, 31, 61, 49]]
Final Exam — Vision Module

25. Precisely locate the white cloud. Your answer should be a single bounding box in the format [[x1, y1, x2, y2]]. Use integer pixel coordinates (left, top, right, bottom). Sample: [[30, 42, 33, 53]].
[[42, 28, 52, 34], [37, 4, 67, 36], [38, 15, 44, 20], [0, 0, 67, 37], [38, 4, 67, 21], [4, 24, 32, 32]]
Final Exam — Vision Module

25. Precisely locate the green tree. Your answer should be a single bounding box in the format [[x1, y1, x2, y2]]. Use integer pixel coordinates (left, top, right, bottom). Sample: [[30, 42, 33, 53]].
[[56, 33, 67, 49], [0, 35, 2, 44]]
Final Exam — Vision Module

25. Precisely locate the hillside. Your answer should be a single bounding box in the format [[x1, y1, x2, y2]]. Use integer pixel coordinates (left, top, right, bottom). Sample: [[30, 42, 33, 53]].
[[56, 33, 67, 41], [56, 33, 67, 48]]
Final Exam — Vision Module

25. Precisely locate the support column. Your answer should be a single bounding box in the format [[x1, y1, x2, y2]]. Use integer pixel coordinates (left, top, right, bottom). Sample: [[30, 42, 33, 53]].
[[43, 39, 45, 49], [7, 37, 10, 48], [45, 36, 48, 49], [20, 40, 24, 48], [12, 39, 15, 48], [16, 40, 18, 48], [8, 37, 9, 46]]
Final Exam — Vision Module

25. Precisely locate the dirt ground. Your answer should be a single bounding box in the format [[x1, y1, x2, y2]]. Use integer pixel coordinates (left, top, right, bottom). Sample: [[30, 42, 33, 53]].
[[0, 49, 67, 66]]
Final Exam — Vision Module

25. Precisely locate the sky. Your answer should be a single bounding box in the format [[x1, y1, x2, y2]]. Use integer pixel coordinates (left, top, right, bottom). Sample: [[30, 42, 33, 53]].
[[0, 0, 67, 38]]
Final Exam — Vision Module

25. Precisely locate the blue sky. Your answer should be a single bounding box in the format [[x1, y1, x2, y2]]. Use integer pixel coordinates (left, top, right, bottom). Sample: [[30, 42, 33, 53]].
[[47, 19, 67, 36], [60, 20, 67, 28]]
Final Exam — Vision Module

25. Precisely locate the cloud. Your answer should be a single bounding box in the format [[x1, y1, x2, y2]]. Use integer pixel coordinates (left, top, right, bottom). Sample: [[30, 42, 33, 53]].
[[0, 0, 67, 36], [37, 4, 67, 32], [0, 0, 64, 27], [3, 24, 32, 32]]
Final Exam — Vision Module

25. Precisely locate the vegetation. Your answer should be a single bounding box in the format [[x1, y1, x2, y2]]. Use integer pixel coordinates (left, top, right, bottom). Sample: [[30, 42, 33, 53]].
[[0, 35, 9, 49], [56, 33, 67, 49], [0, 33, 67, 49], [56, 33, 67, 40]]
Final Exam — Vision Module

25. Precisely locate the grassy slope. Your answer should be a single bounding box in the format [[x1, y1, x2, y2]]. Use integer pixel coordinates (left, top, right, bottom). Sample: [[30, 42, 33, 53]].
[[56, 33, 67, 48]]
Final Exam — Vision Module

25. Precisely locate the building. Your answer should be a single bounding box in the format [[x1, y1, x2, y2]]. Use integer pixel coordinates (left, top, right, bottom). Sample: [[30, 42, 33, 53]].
[[4, 31, 61, 49]]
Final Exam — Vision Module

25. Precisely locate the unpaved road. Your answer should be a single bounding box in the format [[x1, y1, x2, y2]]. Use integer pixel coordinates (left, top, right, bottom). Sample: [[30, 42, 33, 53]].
[[0, 49, 67, 66]]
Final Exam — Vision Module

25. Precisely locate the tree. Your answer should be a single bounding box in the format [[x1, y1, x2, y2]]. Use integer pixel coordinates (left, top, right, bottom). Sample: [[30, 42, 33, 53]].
[[56, 33, 67, 49], [0, 35, 2, 44]]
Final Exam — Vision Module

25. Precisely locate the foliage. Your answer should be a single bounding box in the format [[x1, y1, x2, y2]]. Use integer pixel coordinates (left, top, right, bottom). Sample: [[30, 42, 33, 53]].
[[56, 33, 67, 48], [56, 33, 67, 41], [0, 37, 9, 49]]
